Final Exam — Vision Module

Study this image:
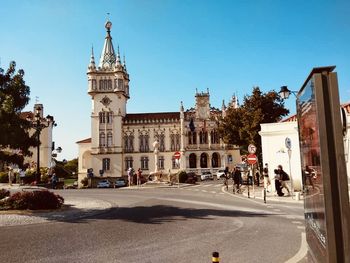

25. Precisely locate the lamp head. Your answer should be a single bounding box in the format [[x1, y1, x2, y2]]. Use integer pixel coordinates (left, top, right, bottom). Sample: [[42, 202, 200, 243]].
[[279, 86, 291, 99]]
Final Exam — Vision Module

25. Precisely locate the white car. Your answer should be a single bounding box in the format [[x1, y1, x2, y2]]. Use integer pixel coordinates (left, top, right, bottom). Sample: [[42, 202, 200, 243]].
[[97, 180, 112, 188], [216, 169, 226, 179], [200, 171, 214, 181]]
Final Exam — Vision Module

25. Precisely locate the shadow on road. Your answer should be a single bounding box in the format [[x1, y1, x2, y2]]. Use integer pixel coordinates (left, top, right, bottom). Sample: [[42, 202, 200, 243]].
[[35, 204, 278, 224]]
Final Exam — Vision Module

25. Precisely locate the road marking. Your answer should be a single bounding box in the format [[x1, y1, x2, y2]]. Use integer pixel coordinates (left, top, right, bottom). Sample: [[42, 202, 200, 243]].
[[297, 226, 305, 230], [202, 185, 212, 188], [273, 209, 281, 212], [267, 206, 274, 209], [191, 185, 202, 188], [214, 184, 223, 187], [202, 190, 208, 192], [194, 189, 199, 192], [284, 232, 307, 263], [210, 191, 217, 194], [219, 193, 225, 195], [292, 221, 303, 224]]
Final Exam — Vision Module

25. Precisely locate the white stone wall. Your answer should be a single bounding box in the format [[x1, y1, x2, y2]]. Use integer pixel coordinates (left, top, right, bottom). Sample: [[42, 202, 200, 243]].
[[260, 121, 302, 191]]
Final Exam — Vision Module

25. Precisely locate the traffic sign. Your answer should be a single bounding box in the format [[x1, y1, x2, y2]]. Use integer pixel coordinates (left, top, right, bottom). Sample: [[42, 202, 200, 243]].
[[174, 151, 181, 160], [247, 154, 257, 165], [248, 144, 257, 154], [285, 137, 291, 150]]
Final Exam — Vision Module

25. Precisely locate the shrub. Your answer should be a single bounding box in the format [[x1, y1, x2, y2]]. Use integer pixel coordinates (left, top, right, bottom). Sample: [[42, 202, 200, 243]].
[[177, 170, 188, 183], [0, 172, 8, 183], [0, 189, 10, 199], [5, 190, 64, 210]]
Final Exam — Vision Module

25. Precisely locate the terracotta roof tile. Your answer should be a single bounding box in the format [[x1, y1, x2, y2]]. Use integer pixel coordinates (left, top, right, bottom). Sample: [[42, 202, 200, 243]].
[[76, 138, 91, 144]]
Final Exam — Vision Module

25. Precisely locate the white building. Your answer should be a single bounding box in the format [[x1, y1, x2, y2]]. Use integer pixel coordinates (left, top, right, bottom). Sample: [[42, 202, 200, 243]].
[[260, 102, 350, 192], [77, 20, 240, 185]]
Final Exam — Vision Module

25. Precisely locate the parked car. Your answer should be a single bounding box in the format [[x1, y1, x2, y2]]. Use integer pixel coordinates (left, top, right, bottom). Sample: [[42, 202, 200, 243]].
[[114, 178, 127, 188], [97, 180, 112, 188], [216, 169, 226, 179], [186, 172, 198, 184], [200, 171, 214, 181]]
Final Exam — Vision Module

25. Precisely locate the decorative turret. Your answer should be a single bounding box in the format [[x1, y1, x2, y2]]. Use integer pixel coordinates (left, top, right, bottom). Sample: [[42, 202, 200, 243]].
[[221, 99, 226, 118], [87, 46, 96, 72], [123, 55, 127, 73], [228, 94, 239, 109], [99, 20, 116, 69]]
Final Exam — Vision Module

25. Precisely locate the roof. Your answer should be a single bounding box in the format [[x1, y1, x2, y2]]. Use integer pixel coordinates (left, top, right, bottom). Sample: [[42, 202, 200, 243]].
[[124, 112, 180, 123], [19, 111, 34, 120], [76, 138, 91, 144]]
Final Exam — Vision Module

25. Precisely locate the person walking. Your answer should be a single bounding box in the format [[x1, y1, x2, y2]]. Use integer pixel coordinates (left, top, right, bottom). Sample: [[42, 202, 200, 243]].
[[51, 172, 58, 189], [278, 165, 290, 196], [233, 166, 242, 194], [137, 168, 142, 187], [263, 164, 270, 192], [274, 168, 284, 196], [127, 167, 133, 187]]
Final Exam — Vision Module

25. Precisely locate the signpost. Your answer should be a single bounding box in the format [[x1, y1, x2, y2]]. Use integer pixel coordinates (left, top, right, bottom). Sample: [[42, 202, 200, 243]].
[[174, 151, 181, 160], [246, 151, 257, 198], [248, 144, 257, 154], [285, 137, 293, 197], [247, 154, 257, 165]]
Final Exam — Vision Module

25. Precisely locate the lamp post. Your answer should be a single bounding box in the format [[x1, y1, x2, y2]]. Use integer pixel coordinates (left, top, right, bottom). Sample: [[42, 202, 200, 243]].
[[278, 86, 298, 99], [32, 106, 56, 183]]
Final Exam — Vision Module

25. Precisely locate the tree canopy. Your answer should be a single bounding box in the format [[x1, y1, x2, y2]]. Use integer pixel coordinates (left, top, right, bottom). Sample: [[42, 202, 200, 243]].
[[0, 61, 37, 166], [218, 87, 289, 164]]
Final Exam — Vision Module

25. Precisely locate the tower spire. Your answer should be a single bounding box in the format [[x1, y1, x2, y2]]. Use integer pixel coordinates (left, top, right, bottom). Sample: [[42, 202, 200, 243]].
[[123, 54, 127, 72], [99, 20, 116, 69], [116, 45, 121, 66], [88, 45, 96, 71]]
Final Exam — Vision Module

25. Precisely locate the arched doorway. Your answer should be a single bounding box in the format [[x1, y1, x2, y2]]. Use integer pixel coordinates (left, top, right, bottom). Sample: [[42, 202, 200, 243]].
[[212, 152, 220, 168], [189, 153, 197, 168], [200, 153, 208, 168]]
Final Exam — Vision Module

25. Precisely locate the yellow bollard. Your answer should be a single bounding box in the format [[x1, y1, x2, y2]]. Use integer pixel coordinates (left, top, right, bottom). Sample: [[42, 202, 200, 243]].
[[212, 252, 220, 262]]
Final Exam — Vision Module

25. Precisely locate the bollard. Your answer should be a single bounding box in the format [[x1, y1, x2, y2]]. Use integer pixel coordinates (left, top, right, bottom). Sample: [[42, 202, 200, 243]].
[[295, 192, 300, 201], [263, 189, 266, 203], [212, 252, 220, 263]]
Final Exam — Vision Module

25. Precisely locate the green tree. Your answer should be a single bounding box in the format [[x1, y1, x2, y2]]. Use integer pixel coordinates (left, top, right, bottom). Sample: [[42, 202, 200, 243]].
[[218, 87, 289, 163], [0, 61, 37, 166]]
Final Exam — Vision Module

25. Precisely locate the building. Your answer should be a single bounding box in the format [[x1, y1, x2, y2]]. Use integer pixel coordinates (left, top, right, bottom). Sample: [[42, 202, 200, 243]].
[[260, 102, 350, 192], [77, 20, 240, 185]]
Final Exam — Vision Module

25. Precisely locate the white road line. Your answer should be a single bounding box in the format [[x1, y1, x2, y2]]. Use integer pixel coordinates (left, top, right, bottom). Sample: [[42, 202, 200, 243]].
[[267, 206, 274, 209], [210, 191, 217, 194], [202, 185, 212, 188], [297, 226, 305, 230], [284, 232, 307, 263], [214, 184, 223, 187], [191, 185, 202, 188], [292, 221, 303, 224], [202, 190, 208, 192]]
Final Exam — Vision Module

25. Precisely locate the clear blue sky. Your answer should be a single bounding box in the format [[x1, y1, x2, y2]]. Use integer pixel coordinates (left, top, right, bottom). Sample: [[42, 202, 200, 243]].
[[1, 0, 350, 160]]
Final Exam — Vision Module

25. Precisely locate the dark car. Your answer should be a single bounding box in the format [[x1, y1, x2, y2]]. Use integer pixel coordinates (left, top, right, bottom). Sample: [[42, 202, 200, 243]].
[[186, 172, 198, 183]]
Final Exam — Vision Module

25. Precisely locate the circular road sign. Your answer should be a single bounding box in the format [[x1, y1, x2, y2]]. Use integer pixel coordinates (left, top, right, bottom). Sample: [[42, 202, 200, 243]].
[[285, 137, 291, 150], [247, 154, 257, 165], [248, 144, 257, 154], [174, 151, 181, 160]]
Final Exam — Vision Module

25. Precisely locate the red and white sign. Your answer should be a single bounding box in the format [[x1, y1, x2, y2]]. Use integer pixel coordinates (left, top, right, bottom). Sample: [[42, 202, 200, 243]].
[[247, 154, 257, 165], [174, 151, 181, 160]]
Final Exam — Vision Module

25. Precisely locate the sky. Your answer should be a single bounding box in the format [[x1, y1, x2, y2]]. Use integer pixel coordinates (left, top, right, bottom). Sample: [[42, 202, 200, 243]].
[[1, 0, 350, 161]]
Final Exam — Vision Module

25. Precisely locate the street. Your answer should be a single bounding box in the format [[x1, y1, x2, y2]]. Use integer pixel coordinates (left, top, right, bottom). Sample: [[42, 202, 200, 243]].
[[0, 181, 306, 263]]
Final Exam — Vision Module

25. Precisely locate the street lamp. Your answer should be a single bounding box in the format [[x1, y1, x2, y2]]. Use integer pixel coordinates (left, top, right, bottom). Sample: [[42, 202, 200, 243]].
[[32, 106, 56, 183], [278, 86, 298, 99]]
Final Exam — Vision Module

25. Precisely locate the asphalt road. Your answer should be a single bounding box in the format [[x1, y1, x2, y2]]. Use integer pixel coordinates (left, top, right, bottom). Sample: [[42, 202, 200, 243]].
[[1, 181, 306, 263]]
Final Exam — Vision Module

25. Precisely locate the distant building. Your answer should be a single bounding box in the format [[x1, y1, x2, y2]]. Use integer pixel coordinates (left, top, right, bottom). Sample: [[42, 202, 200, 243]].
[[76, 20, 240, 185]]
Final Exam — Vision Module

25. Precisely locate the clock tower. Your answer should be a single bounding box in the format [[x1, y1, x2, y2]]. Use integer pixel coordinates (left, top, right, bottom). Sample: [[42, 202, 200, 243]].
[[87, 20, 130, 177], [195, 89, 210, 120]]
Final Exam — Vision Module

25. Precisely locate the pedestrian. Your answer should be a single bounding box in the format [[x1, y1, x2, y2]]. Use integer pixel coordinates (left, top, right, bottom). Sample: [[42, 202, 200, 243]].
[[263, 164, 270, 192], [137, 168, 142, 187], [278, 165, 290, 196], [304, 165, 314, 191], [51, 172, 57, 189], [127, 168, 133, 187], [274, 168, 284, 196], [7, 166, 13, 186], [233, 166, 242, 193]]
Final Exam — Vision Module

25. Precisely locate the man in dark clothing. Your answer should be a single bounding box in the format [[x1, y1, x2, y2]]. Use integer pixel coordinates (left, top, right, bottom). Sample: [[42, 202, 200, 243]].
[[233, 167, 242, 193], [274, 169, 284, 196]]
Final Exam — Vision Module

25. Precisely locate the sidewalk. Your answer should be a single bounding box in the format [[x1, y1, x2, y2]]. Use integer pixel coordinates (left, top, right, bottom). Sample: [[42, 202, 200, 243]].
[[229, 184, 304, 203]]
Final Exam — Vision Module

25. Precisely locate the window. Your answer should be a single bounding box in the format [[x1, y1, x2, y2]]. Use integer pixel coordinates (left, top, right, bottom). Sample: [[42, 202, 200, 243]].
[[107, 79, 112, 90], [99, 112, 105, 124], [155, 133, 165, 152], [124, 135, 134, 153], [92, 79, 97, 90], [106, 112, 113, 124], [116, 79, 124, 91], [211, 130, 219, 144], [188, 131, 197, 145], [99, 132, 106, 147], [102, 158, 110, 171], [125, 157, 133, 170], [199, 131, 208, 144], [170, 134, 181, 151], [141, 156, 149, 170], [139, 134, 149, 152], [107, 132, 113, 147], [172, 157, 180, 169], [158, 156, 165, 170]]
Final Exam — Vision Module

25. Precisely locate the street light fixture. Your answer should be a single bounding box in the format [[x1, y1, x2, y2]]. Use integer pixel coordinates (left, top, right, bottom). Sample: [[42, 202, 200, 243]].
[[32, 106, 56, 183], [278, 86, 298, 99]]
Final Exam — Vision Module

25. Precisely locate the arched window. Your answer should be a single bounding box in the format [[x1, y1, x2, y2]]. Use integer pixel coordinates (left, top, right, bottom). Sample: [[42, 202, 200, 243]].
[[107, 132, 113, 147], [188, 131, 197, 145], [199, 131, 208, 144], [200, 153, 208, 168], [189, 153, 197, 168], [99, 112, 105, 124], [211, 130, 220, 144], [139, 134, 149, 152], [212, 152, 220, 168], [106, 112, 113, 124], [99, 132, 106, 147]]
